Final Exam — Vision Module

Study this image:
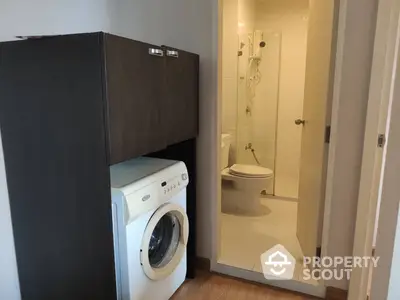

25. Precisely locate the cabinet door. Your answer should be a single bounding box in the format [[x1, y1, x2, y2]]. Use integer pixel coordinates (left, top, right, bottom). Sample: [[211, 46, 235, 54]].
[[104, 34, 167, 165], [164, 47, 199, 145]]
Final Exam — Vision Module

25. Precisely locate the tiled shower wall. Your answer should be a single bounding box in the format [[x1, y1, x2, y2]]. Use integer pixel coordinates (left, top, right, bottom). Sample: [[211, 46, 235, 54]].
[[221, 0, 238, 165], [221, 0, 255, 165]]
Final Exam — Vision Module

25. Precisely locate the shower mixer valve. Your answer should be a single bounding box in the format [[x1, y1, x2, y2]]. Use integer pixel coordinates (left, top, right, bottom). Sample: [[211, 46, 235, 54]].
[[245, 143, 253, 150]]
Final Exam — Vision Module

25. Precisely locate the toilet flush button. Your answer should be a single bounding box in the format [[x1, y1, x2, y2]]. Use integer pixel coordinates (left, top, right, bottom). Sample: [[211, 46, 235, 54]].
[[182, 173, 188, 180]]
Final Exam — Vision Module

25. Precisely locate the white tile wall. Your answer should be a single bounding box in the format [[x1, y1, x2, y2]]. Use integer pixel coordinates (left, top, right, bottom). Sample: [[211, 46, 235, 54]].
[[222, 0, 239, 163], [238, 0, 256, 36], [236, 32, 281, 180]]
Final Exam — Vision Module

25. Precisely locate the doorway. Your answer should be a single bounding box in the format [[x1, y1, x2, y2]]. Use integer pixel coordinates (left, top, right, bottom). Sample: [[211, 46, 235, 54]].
[[215, 0, 337, 296]]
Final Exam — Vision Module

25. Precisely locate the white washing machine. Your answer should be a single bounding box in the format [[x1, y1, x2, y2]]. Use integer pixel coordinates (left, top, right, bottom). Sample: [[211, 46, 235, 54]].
[[110, 157, 189, 300]]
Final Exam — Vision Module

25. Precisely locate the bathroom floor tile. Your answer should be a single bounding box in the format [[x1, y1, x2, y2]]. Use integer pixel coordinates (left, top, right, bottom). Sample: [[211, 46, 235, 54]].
[[220, 197, 317, 286]]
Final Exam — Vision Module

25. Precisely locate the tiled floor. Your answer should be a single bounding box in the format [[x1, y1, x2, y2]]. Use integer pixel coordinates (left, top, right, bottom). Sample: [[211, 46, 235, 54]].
[[219, 197, 319, 286]]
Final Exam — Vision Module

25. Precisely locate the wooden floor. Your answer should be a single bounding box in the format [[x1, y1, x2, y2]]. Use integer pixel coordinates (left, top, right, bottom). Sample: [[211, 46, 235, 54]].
[[171, 272, 317, 300]]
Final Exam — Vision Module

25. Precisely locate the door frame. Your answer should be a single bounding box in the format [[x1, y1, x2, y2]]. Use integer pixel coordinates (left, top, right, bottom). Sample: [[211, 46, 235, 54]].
[[211, 0, 379, 297], [349, 0, 400, 299], [369, 55, 400, 299]]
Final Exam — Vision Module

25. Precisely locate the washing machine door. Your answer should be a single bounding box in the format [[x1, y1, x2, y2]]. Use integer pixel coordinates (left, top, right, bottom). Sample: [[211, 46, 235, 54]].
[[140, 203, 189, 281]]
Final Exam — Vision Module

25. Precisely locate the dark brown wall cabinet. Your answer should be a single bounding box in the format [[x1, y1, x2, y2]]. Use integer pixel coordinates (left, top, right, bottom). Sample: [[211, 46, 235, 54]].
[[0, 32, 199, 300], [104, 35, 199, 164], [163, 46, 199, 145]]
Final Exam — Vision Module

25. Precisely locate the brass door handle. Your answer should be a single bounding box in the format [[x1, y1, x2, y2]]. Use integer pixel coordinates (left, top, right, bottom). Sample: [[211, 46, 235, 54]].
[[295, 119, 305, 125]]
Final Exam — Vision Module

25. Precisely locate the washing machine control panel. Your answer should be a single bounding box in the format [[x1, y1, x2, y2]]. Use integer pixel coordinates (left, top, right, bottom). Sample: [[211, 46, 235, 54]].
[[119, 161, 189, 224], [162, 172, 188, 196]]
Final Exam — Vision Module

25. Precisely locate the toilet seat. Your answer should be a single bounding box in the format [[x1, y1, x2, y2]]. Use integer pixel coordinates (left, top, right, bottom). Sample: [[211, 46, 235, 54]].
[[229, 164, 273, 178]]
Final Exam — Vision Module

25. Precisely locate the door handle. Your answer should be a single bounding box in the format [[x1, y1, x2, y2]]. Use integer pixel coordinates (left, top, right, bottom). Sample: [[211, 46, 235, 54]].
[[166, 50, 179, 58], [295, 119, 305, 125], [149, 48, 164, 57]]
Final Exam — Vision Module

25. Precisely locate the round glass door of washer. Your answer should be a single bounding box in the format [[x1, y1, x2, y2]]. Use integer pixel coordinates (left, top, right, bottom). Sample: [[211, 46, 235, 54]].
[[140, 203, 189, 280]]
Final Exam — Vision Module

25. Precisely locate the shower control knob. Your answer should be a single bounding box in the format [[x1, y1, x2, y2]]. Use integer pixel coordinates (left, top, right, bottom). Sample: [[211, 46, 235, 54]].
[[295, 119, 306, 125]]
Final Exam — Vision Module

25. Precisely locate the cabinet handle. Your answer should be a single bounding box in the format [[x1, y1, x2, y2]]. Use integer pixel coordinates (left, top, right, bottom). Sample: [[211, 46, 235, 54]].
[[166, 50, 179, 58], [149, 48, 164, 57]]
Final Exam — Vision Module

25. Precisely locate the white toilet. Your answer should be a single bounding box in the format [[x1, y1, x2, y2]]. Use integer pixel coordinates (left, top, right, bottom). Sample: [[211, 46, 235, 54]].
[[221, 134, 274, 215]]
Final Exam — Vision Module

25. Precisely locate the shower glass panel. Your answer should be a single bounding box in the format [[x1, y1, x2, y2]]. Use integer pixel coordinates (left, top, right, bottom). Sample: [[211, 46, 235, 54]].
[[236, 31, 281, 194]]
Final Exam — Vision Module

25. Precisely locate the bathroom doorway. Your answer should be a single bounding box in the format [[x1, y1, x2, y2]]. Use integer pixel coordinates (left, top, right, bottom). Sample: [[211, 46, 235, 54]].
[[216, 0, 337, 296]]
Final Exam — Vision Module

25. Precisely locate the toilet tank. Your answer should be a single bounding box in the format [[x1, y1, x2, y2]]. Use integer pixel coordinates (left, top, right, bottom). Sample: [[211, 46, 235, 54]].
[[221, 134, 232, 170]]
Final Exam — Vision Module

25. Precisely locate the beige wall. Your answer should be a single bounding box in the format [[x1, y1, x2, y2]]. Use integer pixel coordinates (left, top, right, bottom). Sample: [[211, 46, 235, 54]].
[[254, 0, 309, 198]]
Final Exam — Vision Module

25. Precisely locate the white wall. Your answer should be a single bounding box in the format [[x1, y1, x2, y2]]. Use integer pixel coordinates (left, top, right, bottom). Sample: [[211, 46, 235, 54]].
[[0, 133, 20, 299], [254, 0, 309, 198], [0, 0, 111, 40], [221, 0, 257, 165]]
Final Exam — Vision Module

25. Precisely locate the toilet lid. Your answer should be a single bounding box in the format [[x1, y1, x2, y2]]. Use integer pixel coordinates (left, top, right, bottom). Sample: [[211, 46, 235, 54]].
[[229, 164, 273, 178]]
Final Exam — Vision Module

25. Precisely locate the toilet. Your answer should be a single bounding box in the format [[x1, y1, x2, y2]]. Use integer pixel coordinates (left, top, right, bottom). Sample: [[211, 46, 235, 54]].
[[221, 134, 274, 215]]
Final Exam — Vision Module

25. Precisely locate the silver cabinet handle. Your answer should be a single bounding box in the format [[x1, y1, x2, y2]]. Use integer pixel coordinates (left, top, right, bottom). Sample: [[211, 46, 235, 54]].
[[149, 48, 164, 57], [166, 50, 179, 58]]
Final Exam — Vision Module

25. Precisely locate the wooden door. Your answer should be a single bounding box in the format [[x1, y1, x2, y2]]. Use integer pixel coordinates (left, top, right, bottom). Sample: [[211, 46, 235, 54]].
[[163, 47, 199, 145], [296, 0, 336, 258], [104, 34, 167, 165]]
